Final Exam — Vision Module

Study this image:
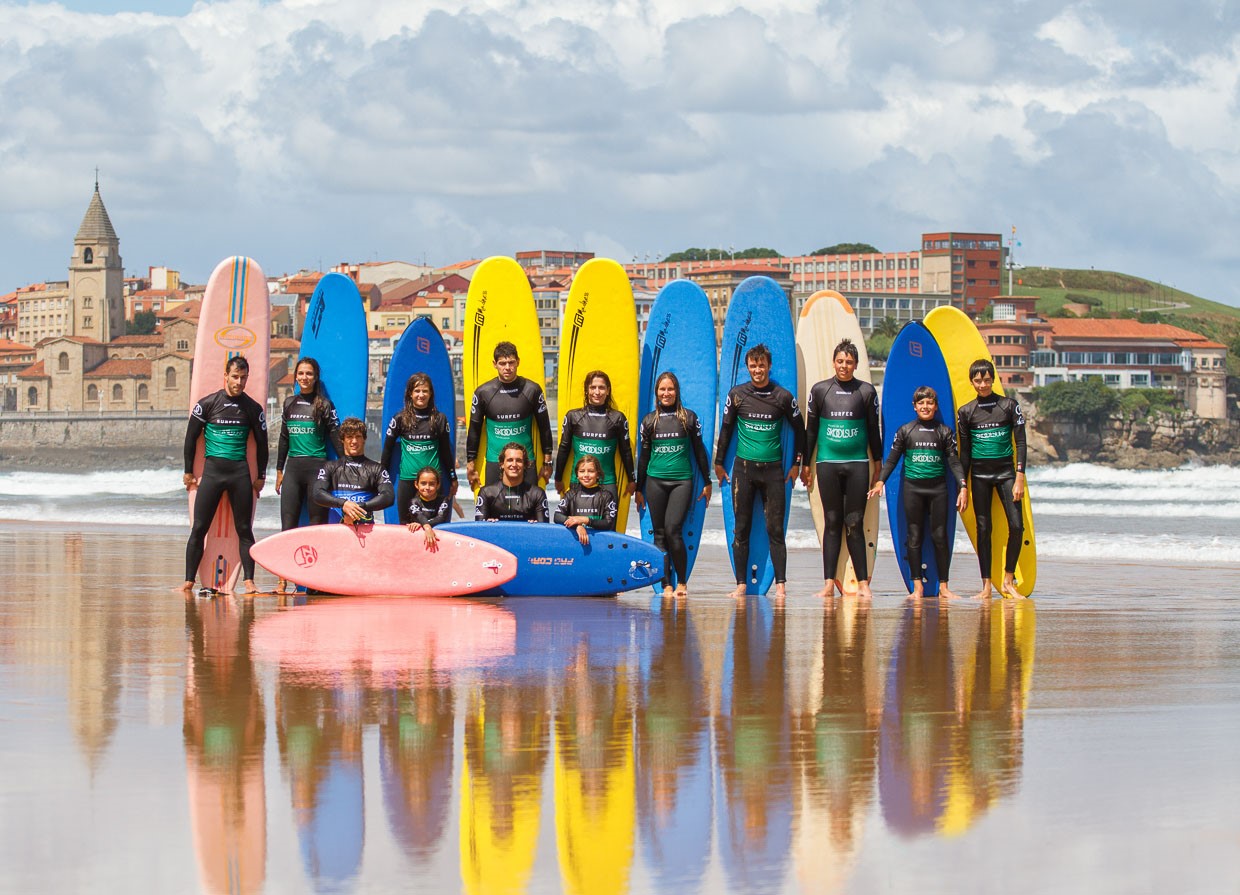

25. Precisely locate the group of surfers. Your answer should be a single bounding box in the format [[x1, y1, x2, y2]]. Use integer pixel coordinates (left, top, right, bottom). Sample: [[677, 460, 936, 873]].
[[179, 337, 1027, 602]]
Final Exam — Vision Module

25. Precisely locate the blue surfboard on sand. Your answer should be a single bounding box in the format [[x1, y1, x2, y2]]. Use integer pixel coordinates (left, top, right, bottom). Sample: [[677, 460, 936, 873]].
[[881, 321, 958, 595], [382, 317, 456, 524], [718, 276, 797, 595], [298, 272, 368, 525], [437, 522, 662, 597], [637, 280, 717, 591]]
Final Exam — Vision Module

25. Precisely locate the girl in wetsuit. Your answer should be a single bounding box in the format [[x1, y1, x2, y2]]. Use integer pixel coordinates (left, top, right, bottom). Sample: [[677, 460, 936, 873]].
[[554, 370, 635, 520], [275, 358, 341, 529], [381, 372, 457, 524], [803, 338, 882, 599], [180, 355, 268, 594], [555, 456, 618, 545], [406, 466, 454, 549], [869, 386, 968, 600], [635, 371, 713, 597], [474, 443, 549, 522]]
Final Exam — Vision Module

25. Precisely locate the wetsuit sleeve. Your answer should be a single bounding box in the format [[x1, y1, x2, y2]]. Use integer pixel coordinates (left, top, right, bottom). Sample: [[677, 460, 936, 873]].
[[617, 413, 636, 481], [474, 489, 487, 521], [1012, 399, 1027, 473], [635, 414, 654, 492], [437, 414, 457, 483], [943, 426, 966, 486], [554, 411, 576, 484], [957, 405, 973, 478], [714, 388, 737, 466], [249, 398, 269, 475], [362, 468, 395, 513], [865, 384, 882, 462], [595, 493, 618, 530], [785, 390, 807, 466], [536, 389, 554, 461], [534, 487, 549, 523], [689, 411, 712, 483], [276, 395, 292, 472], [553, 491, 572, 525], [325, 400, 343, 458], [465, 388, 484, 462], [804, 383, 820, 464], [380, 416, 399, 470], [878, 424, 907, 483], [183, 403, 206, 474], [312, 464, 343, 508]]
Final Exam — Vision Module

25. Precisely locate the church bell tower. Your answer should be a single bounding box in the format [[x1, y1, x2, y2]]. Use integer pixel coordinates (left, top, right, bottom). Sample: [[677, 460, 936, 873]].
[[69, 177, 124, 342]]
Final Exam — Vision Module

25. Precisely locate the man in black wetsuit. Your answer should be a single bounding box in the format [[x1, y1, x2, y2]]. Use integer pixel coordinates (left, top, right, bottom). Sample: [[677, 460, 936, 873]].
[[474, 443, 549, 522], [180, 355, 268, 594], [957, 359, 1027, 600], [714, 343, 806, 599], [311, 417, 394, 525], [466, 341, 554, 491]]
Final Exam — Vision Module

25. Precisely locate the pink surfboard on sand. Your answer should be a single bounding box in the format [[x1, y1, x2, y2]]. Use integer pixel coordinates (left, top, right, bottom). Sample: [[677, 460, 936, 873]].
[[250, 523, 518, 596], [188, 256, 271, 592]]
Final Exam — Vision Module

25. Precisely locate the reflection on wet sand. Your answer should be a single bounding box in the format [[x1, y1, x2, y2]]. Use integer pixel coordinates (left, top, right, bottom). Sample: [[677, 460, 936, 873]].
[[183, 597, 266, 895]]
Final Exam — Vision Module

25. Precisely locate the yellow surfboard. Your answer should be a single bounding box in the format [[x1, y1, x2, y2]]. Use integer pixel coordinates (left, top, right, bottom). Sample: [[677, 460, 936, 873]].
[[463, 256, 547, 491], [795, 291, 881, 590], [557, 258, 639, 531], [923, 306, 1037, 595]]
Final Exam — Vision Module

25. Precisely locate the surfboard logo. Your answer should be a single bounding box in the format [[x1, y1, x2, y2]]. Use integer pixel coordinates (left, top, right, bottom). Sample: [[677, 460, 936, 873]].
[[482, 560, 504, 574], [416, 336, 431, 354], [213, 324, 257, 351], [729, 311, 753, 384], [294, 545, 318, 567], [471, 292, 488, 380], [308, 295, 325, 338], [910, 340, 923, 358], [565, 291, 590, 388], [650, 312, 672, 373]]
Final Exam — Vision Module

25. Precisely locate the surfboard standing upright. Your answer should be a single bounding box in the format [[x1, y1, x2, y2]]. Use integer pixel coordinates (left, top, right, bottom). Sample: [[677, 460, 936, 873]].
[[881, 321, 959, 596], [298, 272, 368, 524], [463, 256, 545, 490], [382, 317, 456, 523], [795, 290, 880, 591], [557, 258, 639, 531], [924, 306, 1037, 596], [188, 256, 271, 592], [637, 279, 717, 590], [718, 276, 798, 595]]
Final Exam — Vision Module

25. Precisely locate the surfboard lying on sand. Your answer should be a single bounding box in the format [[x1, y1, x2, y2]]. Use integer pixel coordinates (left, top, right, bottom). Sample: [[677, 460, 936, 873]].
[[438, 522, 663, 597], [250, 523, 517, 596], [188, 256, 270, 592]]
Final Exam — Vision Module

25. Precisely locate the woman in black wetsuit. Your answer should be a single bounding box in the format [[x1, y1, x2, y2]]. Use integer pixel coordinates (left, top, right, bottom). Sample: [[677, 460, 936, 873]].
[[634, 371, 712, 597], [381, 372, 457, 524], [554, 370, 635, 517]]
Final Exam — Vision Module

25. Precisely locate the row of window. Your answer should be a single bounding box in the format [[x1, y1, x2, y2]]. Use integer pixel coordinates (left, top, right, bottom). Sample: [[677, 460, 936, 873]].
[[793, 258, 919, 273], [923, 239, 1002, 251]]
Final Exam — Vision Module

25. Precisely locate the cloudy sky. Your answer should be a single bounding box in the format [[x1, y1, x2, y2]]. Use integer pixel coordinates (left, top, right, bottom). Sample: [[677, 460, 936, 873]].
[[3, 0, 1239, 303]]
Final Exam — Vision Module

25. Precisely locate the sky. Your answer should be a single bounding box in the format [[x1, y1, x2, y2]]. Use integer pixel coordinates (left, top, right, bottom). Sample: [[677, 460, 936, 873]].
[[3, 0, 1240, 304]]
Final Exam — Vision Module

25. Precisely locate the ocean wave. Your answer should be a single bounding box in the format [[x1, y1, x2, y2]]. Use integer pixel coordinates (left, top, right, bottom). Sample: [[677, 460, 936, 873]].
[[1027, 462, 1240, 489], [0, 467, 187, 498], [1031, 501, 1240, 518]]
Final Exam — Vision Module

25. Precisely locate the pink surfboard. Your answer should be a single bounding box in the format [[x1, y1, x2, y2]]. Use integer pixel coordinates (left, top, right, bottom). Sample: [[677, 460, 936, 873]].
[[252, 597, 517, 680], [250, 523, 518, 596], [188, 256, 271, 592]]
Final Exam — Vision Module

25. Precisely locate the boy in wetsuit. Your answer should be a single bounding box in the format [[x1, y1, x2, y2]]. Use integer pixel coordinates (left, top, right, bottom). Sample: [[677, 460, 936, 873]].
[[466, 341, 554, 491], [474, 443, 549, 522], [714, 343, 806, 599], [957, 359, 1027, 600], [311, 417, 394, 524]]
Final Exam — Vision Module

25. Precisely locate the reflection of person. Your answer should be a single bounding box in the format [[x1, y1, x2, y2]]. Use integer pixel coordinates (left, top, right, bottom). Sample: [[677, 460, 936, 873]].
[[406, 466, 453, 549], [635, 371, 713, 597], [714, 344, 806, 599], [275, 357, 342, 530], [181, 355, 268, 594], [474, 443, 549, 522], [381, 372, 458, 523], [957, 359, 1027, 600], [379, 682, 455, 865], [466, 341, 553, 490], [555, 456, 617, 545], [802, 338, 882, 600], [311, 416, 394, 524], [869, 386, 968, 601], [555, 369, 636, 515]]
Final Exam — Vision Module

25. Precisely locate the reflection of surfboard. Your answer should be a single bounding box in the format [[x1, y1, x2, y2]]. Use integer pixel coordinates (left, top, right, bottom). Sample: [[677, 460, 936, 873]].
[[923, 306, 1037, 595], [558, 258, 639, 531], [250, 524, 517, 596], [463, 257, 544, 489], [189, 256, 270, 592], [637, 280, 716, 588], [382, 317, 456, 523], [795, 290, 880, 590], [438, 522, 662, 596], [719, 277, 797, 595], [881, 322, 959, 595]]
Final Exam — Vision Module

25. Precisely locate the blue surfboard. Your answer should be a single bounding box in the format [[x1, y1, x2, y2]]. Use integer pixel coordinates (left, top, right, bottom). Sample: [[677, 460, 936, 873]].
[[718, 277, 797, 595], [298, 272, 369, 525], [382, 318, 456, 524], [437, 522, 662, 596], [881, 321, 958, 595], [637, 280, 717, 590]]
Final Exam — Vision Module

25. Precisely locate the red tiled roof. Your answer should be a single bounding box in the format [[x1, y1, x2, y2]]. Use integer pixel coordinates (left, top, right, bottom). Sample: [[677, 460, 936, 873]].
[[271, 338, 301, 350], [18, 361, 47, 379], [86, 358, 152, 378], [158, 299, 201, 320], [1048, 318, 1227, 349], [110, 334, 164, 345], [41, 335, 103, 346], [0, 339, 36, 353]]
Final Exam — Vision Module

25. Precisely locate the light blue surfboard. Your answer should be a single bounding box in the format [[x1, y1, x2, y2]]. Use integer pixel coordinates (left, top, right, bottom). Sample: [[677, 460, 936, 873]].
[[382, 318, 456, 524], [718, 276, 797, 595], [437, 522, 662, 597], [637, 280, 717, 590], [298, 272, 368, 525], [881, 321, 958, 595]]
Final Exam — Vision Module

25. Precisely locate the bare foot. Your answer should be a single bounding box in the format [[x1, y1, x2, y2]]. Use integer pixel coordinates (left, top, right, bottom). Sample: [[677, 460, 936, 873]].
[[910, 580, 924, 600], [938, 582, 962, 600], [730, 583, 748, 598], [662, 585, 675, 598], [774, 582, 788, 600], [1000, 577, 1023, 599], [675, 584, 688, 598], [276, 578, 289, 594], [973, 580, 994, 600], [815, 580, 838, 599], [241, 579, 260, 595], [176, 580, 194, 594], [855, 580, 873, 600]]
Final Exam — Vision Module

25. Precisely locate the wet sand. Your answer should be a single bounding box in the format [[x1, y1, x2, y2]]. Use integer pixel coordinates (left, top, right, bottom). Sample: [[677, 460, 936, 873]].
[[0, 522, 1238, 894]]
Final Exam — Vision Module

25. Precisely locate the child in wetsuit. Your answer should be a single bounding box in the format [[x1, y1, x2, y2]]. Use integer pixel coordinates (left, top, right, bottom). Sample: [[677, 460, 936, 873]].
[[555, 456, 618, 545]]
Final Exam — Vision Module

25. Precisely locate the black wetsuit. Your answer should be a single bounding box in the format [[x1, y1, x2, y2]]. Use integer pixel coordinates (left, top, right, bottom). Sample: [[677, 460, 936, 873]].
[[466, 376, 554, 486], [879, 420, 966, 583], [805, 376, 882, 580], [381, 409, 457, 524], [554, 484, 618, 531], [276, 392, 341, 530], [311, 455, 395, 524], [554, 406, 635, 501], [637, 407, 712, 588], [714, 380, 806, 585], [474, 480, 549, 522], [408, 492, 453, 527], [957, 394, 1027, 576], [184, 389, 269, 585]]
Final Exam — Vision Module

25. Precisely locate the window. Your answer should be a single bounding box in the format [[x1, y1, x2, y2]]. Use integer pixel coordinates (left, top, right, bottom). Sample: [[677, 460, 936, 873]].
[[176, 340, 189, 351], [87, 384, 98, 401], [84, 248, 93, 263], [112, 384, 123, 401], [138, 384, 149, 402], [58, 352, 69, 372], [83, 297, 93, 308], [27, 387, 37, 407], [84, 316, 92, 328], [165, 367, 177, 389]]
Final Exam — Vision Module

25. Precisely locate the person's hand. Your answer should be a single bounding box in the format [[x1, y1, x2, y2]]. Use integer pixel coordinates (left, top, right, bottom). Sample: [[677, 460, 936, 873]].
[[714, 463, 728, 485], [624, 481, 636, 497], [422, 524, 439, 551], [253, 476, 266, 494], [466, 462, 479, 490], [956, 488, 969, 513], [634, 492, 646, 511], [698, 483, 712, 502], [275, 470, 284, 494], [786, 463, 800, 483], [1012, 471, 1026, 502], [183, 472, 197, 492], [541, 459, 553, 482], [867, 480, 885, 500], [574, 524, 590, 546], [800, 466, 813, 488], [342, 500, 366, 523]]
